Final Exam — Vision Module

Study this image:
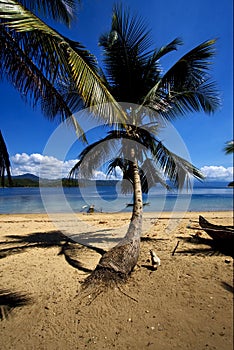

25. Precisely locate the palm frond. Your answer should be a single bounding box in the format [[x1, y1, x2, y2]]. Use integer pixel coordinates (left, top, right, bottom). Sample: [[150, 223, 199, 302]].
[[111, 3, 153, 58], [107, 156, 169, 194], [107, 157, 134, 194], [19, 0, 78, 26], [99, 4, 156, 103], [0, 1, 126, 124], [69, 134, 120, 179], [0, 26, 86, 137], [141, 39, 220, 120], [163, 39, 217, 83], [224, 140, 234, 155], [141, 38, 183, 92], [147, 80, 220, 120], [141, 158, 169, 192], [154, 142, 204, 189], [152, 38, 183, 61]]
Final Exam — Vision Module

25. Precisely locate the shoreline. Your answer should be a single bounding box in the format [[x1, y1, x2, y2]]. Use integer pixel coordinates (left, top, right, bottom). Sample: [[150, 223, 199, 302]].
[[0, 210, 232, 250], [0, 209, 233, 216]]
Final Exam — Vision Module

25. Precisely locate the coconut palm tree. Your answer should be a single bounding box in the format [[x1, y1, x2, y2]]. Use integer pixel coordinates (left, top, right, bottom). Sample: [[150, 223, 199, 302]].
[[0, 0, 126, 135], [0, 130, 12, 187], [224, 141, 234, 155], [70, 4, 220, 281], [223, 140, 233, 187]]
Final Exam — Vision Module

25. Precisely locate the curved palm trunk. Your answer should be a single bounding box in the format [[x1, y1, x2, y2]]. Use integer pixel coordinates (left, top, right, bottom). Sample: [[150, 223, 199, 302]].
[[0, 130, 13, 187], [95, 157, 143, 278]]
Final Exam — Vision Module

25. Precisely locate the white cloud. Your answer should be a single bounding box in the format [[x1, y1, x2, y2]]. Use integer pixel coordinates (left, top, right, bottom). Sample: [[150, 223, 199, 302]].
[[11, 153, 77, 179], [10, 153, 122, 180], [93, 168, 123, 180], [10, 153, 233, 182], [92, 171, 108, 180], [200, 165, 233, 181]]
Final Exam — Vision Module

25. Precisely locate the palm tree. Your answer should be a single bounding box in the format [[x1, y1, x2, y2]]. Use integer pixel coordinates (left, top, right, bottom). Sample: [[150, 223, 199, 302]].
[[224, 140, 233, 187], [0, 0, 126, 135], [0, 130, 13, 187], [224, 141, 234, 155], [70, 5, 220, 281]]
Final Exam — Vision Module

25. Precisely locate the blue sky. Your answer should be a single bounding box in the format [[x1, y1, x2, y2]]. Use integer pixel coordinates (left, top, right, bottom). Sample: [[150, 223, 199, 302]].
[[0, 0, 233, 180]]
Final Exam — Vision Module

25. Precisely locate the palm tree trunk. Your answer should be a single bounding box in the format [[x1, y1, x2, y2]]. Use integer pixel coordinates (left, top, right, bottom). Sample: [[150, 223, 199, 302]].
[[94, 157, 143, 278], [0, 130, 13, 187]]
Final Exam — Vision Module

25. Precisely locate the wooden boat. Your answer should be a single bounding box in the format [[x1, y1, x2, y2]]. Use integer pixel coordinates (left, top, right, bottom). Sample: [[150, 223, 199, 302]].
[[199, 216, 234, 241], [126, 202, 150, 207]]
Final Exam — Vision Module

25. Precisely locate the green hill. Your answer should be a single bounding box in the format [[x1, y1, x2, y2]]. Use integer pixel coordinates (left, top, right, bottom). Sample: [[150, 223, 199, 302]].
[[2, 174, 118, 187]]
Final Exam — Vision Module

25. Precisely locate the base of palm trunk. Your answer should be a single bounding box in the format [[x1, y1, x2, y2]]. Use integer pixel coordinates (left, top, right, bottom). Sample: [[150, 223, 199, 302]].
[[84, 236, 140, 286]]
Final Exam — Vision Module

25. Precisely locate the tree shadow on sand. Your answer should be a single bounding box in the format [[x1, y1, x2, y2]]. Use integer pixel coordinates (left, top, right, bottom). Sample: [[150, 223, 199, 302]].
[[0, 230, 71, 259], [0, 230, 112, 273], [0, 229, 165, 276], [0, 289, 31, 320], [220, 282, 234, 294]]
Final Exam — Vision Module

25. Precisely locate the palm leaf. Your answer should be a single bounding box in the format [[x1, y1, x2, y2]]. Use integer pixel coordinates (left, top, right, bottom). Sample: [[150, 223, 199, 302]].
[[0, 28, 70, 116], [0, 1, 126, 124], [153, 38, 183, 61], [154, 141, 204, 189], [19, 0, 78, 26], [163, 39, 217, 83], [99, 4, 157, 103], [141, 38, 183, 90], [0, 26, 87, 138], [141, 39, 220, 120], [224, 140, 234, 155], [69, 133, 120, 179], [141, 158, 169, 192], [147, 79, 220, 120], [106, 156, 169, 194]]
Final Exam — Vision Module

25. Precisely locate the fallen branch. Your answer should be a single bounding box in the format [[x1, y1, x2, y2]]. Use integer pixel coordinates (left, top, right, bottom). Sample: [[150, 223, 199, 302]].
[[172, 240, 180, 256], [117, 286, 138, 303]]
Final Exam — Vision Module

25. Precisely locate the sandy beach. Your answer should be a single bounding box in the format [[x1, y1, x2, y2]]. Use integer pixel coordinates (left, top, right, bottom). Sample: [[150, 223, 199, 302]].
[[0, 211, 233, 350]]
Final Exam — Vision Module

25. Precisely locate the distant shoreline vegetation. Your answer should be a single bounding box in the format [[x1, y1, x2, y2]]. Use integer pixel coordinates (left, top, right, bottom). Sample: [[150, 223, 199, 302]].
[[1, 173, 119, 188], [1, 173, 233, 188]]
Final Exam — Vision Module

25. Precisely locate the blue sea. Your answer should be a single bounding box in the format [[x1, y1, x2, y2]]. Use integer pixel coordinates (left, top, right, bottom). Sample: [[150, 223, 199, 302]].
[[0, 181, 233, 214]]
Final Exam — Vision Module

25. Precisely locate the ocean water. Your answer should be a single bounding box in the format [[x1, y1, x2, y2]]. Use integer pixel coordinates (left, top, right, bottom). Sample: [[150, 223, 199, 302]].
[[0, 182, 233, 214]]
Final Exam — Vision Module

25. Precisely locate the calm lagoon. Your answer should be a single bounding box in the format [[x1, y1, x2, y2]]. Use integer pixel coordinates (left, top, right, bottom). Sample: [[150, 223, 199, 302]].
[[0, 182, 233, 214]]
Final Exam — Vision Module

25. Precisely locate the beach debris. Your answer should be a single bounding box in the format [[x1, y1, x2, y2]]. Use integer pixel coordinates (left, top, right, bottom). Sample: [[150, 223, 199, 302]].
[[117, 286, 138, 302], [157, 323, 164, 331], [224, 259, 231, 264], [80, 204, 95, 213], [87, 205, 95, 213], [150, 250, 160, 270], [172, 240, 180, 256]]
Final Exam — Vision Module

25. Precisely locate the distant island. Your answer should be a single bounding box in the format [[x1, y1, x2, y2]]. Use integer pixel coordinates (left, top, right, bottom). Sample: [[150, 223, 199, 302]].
[[1, 173, 233, 188], [2, 173, 118, 188]]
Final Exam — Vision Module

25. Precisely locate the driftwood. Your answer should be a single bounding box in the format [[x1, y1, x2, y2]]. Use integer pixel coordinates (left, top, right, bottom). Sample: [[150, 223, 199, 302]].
[[126, 202, 150, 207], [172, 240, 180, 256]]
